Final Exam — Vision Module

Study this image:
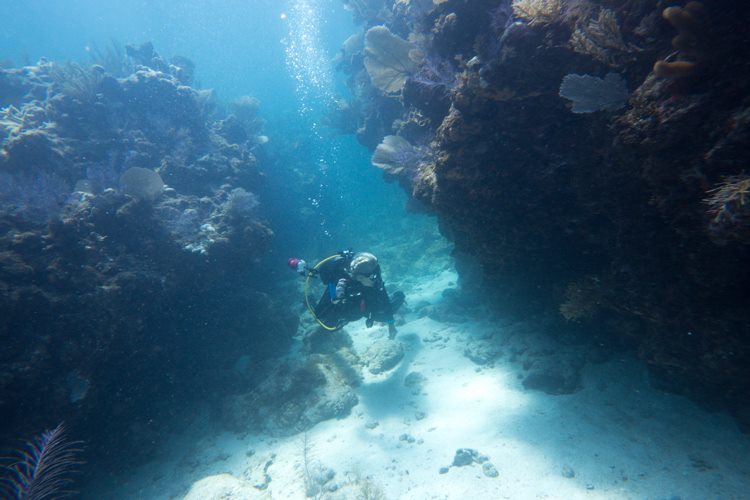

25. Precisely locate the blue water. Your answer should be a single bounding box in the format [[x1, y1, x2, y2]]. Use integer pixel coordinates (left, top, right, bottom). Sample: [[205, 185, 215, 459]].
[[3, 0, 295, 106], [1, 0, 404, 249]]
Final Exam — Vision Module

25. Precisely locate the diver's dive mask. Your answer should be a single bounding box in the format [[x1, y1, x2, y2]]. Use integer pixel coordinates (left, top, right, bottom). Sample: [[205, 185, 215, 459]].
[[354, 271, 378, 287]]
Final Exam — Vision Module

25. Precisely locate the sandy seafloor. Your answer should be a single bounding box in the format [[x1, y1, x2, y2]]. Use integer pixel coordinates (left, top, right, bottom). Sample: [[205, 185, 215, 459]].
[[96, 263, 750, 500]]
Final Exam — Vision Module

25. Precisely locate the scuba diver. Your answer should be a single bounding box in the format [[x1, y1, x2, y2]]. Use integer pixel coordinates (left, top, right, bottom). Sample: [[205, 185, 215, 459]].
[[288, 250, 405, 339]]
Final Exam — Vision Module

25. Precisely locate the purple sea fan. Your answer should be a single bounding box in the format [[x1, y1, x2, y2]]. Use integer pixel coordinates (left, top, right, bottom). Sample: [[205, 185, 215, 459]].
[[559, 72, 628, 113], [0, 423, 83, 500], [371, 135, 432, 182], [225, 187, 259, 218], [410, 54, 457, 95], [0, 170, 71, 224]]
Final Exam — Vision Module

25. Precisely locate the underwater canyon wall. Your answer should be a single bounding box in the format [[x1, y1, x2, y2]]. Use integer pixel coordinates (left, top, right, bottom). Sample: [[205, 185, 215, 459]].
[[337, 0, 750, 428], [0, 43, 298, 464]]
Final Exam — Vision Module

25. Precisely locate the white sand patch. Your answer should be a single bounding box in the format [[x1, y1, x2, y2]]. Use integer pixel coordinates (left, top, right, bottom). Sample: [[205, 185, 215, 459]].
[[97, 267, 750, 500], [398, 268, 457, 306]]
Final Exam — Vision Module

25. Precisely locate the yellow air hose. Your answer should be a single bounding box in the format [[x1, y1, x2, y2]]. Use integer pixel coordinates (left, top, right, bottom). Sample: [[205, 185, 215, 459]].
[[304, 254, 341, 331]]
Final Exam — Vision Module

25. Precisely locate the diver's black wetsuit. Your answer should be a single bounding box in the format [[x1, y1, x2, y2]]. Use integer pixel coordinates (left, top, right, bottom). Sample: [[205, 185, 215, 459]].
[[313, 253, 402, 330]]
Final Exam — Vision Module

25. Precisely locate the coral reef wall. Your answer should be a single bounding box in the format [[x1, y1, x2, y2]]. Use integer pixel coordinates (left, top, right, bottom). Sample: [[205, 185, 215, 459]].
[[337, 0, 750, 428], [0, 45, 298, 466]]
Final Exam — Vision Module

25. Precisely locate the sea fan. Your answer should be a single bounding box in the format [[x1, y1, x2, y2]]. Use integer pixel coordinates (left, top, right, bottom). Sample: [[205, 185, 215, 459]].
[[558, 72, 628, 113], [0, 423, 83, 500], [410, 54, 457, 95], [371, 135, 432, 181], [363, 25, 417, 95]]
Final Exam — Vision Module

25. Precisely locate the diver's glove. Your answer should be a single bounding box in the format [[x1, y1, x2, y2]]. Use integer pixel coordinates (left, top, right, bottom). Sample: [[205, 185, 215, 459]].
[[334, 278, 348, 302], [288, 258, 310, 276]]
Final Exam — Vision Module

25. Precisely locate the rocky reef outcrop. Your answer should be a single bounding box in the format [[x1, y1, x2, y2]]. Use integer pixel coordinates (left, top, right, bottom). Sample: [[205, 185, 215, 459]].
[[336, 0, 750, 428], [221, 353, 359, 436], [218, 321, 364, 440], [0, 45, 297, 465]]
